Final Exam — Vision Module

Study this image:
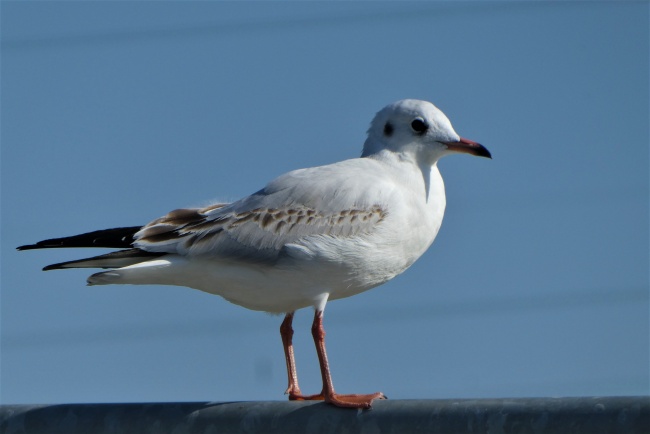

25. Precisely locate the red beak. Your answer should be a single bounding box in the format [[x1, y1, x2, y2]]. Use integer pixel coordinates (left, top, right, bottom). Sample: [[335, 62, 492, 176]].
[[443, 137, 492, 159]]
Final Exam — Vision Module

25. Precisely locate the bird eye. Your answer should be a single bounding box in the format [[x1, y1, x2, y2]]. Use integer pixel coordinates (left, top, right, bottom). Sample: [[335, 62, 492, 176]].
[[383, 122, 394, 137], [410, 118, 428, 134]]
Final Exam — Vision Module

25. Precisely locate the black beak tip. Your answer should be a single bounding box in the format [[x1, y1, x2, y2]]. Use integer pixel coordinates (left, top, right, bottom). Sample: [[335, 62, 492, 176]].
[[480, 146, 492, 159]]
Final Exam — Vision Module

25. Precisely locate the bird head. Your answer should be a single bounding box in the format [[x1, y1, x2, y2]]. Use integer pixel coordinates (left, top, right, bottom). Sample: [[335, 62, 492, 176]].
[[362, 99, 491, 164]]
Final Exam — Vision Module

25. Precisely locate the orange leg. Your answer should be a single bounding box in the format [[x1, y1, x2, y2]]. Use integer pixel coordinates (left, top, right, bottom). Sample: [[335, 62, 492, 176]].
[[280, 312, 323, 401], [280, 310, 386, 409]]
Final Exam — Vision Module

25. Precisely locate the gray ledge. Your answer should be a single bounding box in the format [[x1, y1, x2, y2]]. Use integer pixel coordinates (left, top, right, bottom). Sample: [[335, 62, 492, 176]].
[[1, 396, 649, 434]]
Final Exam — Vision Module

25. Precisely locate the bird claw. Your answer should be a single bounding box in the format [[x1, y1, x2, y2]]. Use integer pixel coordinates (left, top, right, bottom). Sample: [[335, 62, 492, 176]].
[[325, 392, 386, 409], [287, 390, 386, 408], [287, 391, 325, 401]]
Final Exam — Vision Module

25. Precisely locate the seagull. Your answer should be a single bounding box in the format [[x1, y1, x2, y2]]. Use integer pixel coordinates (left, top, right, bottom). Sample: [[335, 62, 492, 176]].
[[18, 99, 491, 409]]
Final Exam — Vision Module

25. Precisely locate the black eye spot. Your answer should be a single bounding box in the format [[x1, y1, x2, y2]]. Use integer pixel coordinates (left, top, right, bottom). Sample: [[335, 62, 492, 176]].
[[383, 122, 394, 137], [411, 118, 428, 134]]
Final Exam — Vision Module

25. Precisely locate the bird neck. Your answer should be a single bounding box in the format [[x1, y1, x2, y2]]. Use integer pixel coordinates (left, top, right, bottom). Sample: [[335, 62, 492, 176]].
[[363, 148, 444, 204]]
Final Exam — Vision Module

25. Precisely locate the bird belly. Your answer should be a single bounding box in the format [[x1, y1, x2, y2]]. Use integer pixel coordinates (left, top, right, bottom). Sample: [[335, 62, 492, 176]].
[[185, 252, 404, 313]]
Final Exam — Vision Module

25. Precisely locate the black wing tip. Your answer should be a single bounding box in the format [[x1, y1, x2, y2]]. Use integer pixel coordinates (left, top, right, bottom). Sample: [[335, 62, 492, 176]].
[[42, 259, 80, 271], [17, 242, 58, 251], [16, 226, 143, 251], [40, 249, 166, 272]]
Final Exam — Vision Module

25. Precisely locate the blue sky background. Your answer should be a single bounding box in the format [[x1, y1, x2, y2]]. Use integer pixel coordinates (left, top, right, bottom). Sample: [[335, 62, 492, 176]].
[[1, 2, 648, 404]]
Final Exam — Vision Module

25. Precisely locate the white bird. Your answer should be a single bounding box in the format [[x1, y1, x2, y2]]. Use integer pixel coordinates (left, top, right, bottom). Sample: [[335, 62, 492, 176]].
[[19, 99, 491, 409]]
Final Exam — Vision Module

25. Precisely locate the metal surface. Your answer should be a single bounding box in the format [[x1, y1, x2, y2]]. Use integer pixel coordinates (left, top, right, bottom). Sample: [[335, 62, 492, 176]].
[[2, 397, 648, 434]]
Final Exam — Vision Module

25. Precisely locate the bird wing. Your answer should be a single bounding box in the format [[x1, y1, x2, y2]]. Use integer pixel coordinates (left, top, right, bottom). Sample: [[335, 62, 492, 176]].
[[135, 158, 394, 262]]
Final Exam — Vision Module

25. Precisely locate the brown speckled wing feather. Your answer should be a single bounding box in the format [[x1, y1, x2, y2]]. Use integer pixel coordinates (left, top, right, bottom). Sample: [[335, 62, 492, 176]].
[[136, 203, 386, 261]]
